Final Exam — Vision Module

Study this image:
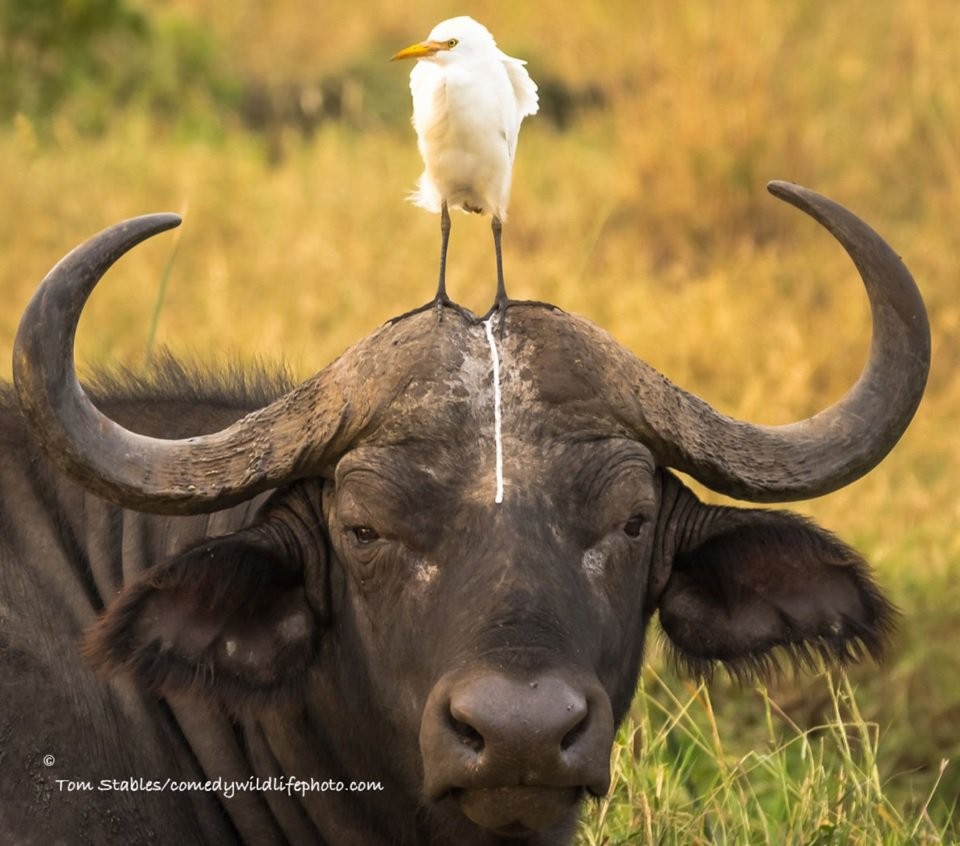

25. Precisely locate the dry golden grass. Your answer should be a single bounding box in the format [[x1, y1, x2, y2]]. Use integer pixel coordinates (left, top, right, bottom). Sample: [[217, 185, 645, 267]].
[[1, 0, 958, 835]]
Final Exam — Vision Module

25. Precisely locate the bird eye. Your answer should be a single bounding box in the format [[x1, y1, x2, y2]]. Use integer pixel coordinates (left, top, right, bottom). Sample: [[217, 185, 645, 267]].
[[447, 38, 458, 47], [351, 526, 381, 545], [623, 516, 645, 538]]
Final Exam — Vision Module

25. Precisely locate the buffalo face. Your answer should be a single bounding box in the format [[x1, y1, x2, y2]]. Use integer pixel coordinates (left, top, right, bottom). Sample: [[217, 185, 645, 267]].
[[322, 429, 659, 837]]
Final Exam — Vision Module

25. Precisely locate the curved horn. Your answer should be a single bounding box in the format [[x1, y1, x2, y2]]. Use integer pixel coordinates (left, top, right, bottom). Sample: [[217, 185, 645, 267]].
[[626, 181, 930, 501], [13, 215, 371, 514]]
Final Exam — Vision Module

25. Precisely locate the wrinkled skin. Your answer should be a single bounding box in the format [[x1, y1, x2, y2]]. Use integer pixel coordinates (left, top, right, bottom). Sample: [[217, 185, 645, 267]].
[[1, 316, 892, 845]]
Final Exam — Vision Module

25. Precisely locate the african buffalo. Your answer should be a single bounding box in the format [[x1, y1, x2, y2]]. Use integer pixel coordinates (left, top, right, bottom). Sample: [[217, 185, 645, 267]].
[[0, 182, 929, 845]]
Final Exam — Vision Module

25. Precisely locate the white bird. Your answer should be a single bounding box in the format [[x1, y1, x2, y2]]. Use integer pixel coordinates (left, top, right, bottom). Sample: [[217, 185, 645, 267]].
[[392, 16, 539, 323]]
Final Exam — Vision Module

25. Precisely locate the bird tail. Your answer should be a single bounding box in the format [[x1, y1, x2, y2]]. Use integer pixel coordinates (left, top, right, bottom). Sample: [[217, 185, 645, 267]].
[[408, 172, 442, 214]]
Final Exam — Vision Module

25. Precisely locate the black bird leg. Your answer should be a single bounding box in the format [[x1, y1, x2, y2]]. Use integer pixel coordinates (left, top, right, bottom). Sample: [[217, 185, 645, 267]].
[[434, 200, 452, 321], [491, 215, 509, 335], [391, 200, 473, 326]]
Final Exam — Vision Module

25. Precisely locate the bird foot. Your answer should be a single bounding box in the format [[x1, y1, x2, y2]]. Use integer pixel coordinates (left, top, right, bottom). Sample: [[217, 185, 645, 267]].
[[482, 297, 560, 337], [390, 295, 475, 326]]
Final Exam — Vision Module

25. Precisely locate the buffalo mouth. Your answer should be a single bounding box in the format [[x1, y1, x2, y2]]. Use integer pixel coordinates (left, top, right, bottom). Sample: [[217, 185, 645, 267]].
[[451, 785, 583, 836]]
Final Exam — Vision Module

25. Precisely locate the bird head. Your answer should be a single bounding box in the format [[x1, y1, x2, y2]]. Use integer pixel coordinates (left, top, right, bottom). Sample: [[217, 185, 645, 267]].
[[391, 16, 498, 65]]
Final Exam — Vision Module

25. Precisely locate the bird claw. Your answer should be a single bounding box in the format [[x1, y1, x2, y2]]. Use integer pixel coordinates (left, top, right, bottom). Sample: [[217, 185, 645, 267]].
[[481, 296, 510, 337], [494, 298, 508, 337]]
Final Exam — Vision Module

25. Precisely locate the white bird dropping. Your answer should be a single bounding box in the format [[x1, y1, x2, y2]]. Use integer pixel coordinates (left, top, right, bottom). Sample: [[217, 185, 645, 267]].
[[483, 316, 505, 504], [393, 16, 539, 321]]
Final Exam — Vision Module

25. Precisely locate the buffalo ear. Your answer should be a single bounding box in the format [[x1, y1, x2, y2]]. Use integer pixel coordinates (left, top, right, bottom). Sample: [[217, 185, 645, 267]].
[[657, 508, 896, 681], [86, 530, 317, 709]]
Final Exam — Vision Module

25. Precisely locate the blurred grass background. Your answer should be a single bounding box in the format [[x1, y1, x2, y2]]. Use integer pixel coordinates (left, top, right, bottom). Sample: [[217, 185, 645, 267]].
[[1, 0, 957, 840]]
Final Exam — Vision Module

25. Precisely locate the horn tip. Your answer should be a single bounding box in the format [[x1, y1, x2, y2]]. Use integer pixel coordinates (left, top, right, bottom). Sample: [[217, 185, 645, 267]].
[[767, 180, 804, 201], [766, 180, 832, 220], [119, 212, 182, 241], [148, 212, 183, 231]]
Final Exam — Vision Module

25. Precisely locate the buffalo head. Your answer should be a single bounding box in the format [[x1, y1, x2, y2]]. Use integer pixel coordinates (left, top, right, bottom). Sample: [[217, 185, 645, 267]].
[[12, 182, 929, 843]]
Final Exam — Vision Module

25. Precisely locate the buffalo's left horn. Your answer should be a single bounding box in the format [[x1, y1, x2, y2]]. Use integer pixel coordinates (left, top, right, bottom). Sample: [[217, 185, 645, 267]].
[[12, 215, 379, 514], [621, 181, 930, 501]]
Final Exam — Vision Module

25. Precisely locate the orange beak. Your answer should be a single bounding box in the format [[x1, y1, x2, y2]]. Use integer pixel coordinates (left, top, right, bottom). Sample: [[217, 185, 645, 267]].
[[391, 40, 449, 61]]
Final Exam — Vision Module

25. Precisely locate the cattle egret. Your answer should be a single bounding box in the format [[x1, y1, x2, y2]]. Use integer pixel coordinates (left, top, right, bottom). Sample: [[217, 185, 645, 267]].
[[392, 16, 539, 323]]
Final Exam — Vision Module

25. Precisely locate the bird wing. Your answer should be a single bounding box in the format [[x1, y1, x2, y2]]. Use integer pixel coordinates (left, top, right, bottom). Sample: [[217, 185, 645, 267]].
[[500, 54, 539, 119], [498, 54, 538, 162]]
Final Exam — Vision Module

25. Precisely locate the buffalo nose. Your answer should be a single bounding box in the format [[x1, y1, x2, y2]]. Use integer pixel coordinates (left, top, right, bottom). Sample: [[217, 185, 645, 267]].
[[420, 671, 614, 803], [450, 675, 589, 761]]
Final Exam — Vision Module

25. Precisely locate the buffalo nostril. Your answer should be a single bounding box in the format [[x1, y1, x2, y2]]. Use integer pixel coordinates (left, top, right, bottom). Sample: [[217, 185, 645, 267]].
[[560, 710, 589, 752], [448, 711, 485, 753]]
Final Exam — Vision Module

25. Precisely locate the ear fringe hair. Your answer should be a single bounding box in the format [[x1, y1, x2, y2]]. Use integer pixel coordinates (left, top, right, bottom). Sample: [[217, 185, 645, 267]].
[[658, 602, 898, 686]]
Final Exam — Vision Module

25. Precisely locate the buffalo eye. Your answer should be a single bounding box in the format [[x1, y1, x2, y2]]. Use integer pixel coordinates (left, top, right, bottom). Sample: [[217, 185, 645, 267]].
[[623, 515, 645, 538], [351, 526, 381, 545]]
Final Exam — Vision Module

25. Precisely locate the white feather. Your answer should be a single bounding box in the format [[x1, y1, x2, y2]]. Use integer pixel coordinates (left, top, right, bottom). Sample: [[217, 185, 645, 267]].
[[402, 16, 538, 221]]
